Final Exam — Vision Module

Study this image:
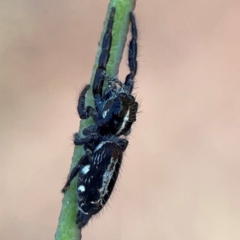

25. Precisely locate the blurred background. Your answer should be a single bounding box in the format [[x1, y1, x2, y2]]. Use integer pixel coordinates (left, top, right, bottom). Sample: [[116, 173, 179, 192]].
[[1, 0, 240, 239]]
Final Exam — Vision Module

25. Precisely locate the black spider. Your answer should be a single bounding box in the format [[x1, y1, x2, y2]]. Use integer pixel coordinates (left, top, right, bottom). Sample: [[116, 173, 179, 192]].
[[62, 137, 128, 228], [78, 7, 138, 140], [62, 8, 138, 228]]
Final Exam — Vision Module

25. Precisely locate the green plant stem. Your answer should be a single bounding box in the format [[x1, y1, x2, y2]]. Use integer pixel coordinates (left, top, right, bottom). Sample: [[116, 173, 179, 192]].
[[55, 0, 136, 240]]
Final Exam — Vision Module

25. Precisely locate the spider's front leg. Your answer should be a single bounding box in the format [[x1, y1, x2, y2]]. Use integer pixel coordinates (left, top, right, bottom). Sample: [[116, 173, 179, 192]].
[[92, 7, 115, 111], [124, 12, 138, 94], [77, 85, 97, 120]]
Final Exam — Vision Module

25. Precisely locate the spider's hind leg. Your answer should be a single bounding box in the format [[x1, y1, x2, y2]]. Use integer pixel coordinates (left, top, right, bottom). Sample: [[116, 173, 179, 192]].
[[124, 12, 138, 94]]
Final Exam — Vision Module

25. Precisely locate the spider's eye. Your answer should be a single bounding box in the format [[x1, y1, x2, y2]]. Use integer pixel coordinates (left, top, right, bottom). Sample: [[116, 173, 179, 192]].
[[114, 120, 119, 125]]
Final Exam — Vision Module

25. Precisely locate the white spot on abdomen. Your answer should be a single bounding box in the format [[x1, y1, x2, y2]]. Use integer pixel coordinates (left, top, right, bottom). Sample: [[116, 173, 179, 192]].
[[78, 185, 85, 192], [81, 165, 90, 174]]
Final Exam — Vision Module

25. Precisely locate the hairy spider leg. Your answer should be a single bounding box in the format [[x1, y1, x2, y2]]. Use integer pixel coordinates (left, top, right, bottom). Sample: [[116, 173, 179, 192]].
[[124, 12, 138, 94], [77, 85, 96, 119], [93, 7, 115, 111], [74, 130, 129, 152], [73, 131, 100, 152], [62, 152, 91, 193]]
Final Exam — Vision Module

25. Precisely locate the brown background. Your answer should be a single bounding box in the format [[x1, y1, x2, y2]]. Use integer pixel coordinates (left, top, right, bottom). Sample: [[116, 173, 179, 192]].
[[1, 0, 240, 239]]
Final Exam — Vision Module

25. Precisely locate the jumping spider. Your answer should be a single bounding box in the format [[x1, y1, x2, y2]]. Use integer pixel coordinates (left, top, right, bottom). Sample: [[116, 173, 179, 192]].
[[62, 7, 138, 228]]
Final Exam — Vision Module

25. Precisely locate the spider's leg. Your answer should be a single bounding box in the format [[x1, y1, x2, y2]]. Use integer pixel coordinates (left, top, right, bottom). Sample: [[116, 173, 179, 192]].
[[77, 85, 96, 119], [73, 131, 98, 145], [62, 152, 90, 193], [73, 133, 93, 146], [74, 131, 99, 152], [93, 7, 115, 110], [124, 12, 138, 94], [82, 125, 98, 136]]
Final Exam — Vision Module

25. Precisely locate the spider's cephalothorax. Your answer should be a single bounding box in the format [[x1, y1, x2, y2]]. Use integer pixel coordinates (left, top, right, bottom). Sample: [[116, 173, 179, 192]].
[[62, 137, 128, 228], [78, 7, 138, 138]]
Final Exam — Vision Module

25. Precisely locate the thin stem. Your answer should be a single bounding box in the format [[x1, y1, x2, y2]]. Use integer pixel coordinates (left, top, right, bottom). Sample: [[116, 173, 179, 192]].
[[55, 0, 136, 240]]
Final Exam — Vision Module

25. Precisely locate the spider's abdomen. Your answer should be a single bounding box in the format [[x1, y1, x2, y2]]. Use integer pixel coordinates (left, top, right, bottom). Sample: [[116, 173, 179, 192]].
[[76, 140, 127, 227]]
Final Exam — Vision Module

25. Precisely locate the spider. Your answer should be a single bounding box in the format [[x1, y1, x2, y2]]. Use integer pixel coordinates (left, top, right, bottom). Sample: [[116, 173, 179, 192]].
[[62, 8, 138, 228], [62, 137, 128, 228], [77, 7, 138, 139]]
